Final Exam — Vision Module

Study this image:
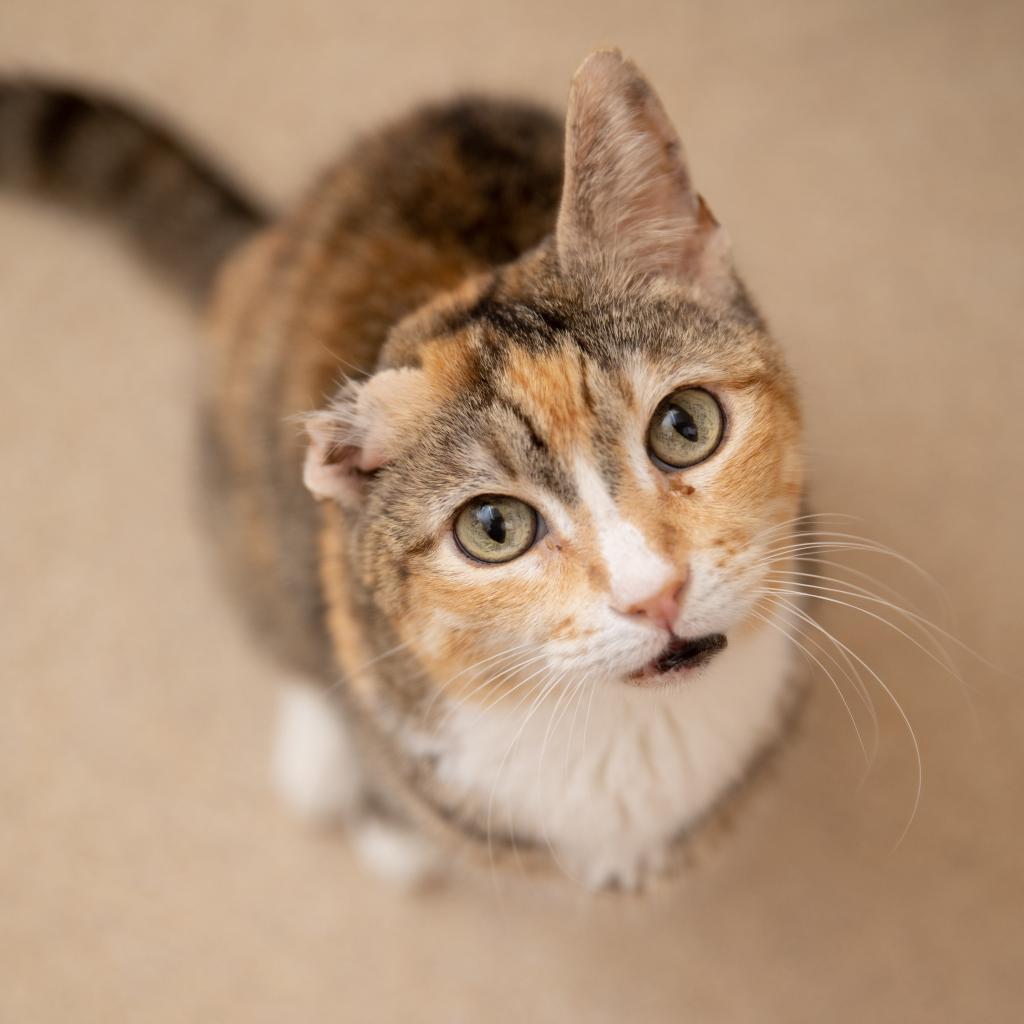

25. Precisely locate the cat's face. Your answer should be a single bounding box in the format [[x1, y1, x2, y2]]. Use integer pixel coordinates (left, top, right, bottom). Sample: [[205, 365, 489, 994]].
[[303, 50, 803, 708], [309, 268, 801, 705]]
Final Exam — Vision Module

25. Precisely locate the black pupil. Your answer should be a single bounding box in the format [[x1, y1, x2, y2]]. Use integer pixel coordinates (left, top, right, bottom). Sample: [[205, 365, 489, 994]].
[[477, 504, 506, 544], [667, 406, 699, 443]]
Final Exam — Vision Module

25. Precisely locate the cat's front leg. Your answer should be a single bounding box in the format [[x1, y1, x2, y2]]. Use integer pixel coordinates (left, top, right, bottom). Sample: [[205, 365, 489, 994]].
[[271, 681, 443, 887], [271, 680, 363, 822]]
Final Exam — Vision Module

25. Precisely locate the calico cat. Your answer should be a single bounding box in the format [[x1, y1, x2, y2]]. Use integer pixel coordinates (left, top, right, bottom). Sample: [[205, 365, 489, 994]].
[[1, 50, 804, 890]]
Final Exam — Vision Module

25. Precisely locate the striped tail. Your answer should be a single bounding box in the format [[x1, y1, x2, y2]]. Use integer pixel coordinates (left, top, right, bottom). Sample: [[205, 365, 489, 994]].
[[0, 78, 268, 301]]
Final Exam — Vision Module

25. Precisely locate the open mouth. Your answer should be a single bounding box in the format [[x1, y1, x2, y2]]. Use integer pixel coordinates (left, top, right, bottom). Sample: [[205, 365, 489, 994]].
[[629, 633, 728, 684]]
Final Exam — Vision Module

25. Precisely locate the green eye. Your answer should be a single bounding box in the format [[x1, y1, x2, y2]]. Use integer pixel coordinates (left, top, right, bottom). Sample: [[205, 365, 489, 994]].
[[648, 388, 725, 469], [454, 495, 539, 564]]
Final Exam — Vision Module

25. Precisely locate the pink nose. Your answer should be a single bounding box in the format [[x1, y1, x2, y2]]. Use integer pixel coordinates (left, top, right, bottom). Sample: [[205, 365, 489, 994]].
[[620, 577, 686, 632]]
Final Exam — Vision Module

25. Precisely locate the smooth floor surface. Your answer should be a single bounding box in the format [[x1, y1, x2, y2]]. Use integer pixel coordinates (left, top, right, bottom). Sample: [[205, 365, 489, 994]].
[[2, 1, 1022, 1021]]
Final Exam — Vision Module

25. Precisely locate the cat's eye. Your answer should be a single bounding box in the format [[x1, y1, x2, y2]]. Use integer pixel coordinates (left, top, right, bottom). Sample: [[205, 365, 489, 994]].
[[648, 387, 725, 469], [454, 495, 539, 564]]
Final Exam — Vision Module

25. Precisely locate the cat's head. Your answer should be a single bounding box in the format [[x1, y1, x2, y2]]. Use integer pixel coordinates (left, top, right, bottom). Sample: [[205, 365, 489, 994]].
[[304, 51, 802, 705]]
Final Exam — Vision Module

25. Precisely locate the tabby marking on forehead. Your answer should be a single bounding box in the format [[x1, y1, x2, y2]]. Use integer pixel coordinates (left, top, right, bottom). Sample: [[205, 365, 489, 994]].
[[499, 347, 591, 450]]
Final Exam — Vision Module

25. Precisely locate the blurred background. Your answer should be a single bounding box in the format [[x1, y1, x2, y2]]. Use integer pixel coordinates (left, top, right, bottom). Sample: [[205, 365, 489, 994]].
[[1, 1, 1021, 1021]]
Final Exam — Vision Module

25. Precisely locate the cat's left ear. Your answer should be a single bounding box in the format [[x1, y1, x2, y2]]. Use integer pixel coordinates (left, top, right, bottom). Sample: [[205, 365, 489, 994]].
[[303, 368, 428, 505], [556, 50, 735, 306]]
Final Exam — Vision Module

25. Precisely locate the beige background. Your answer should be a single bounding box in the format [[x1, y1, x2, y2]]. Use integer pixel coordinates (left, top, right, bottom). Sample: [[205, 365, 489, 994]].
[[2, 1, 1022, 1021]]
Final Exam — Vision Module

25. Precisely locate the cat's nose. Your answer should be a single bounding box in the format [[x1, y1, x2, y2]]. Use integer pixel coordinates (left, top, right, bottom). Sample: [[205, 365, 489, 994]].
[[620, 576, 686, 632]]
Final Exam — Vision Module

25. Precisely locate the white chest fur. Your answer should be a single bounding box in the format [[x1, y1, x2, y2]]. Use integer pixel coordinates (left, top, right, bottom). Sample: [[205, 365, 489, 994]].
[[433, 621, 794, 889], [274, 622, 795, 890]]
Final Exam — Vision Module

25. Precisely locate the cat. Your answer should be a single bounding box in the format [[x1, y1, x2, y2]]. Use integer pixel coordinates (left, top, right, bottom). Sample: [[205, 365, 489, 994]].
[[0, 50, 805, 890]]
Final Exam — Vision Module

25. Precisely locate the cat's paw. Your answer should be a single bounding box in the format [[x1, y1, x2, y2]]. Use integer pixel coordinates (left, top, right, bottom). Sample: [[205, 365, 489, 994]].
[[271, 682, 363, 823], [570, 841, 670, 893], [352, 817, 444, 889]]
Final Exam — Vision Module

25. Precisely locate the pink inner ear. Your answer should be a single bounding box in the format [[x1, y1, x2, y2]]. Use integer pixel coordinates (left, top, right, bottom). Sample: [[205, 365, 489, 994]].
[[302, 366, 432, 504], [555, 50, 736, 305], [302, 414, 367, 503]]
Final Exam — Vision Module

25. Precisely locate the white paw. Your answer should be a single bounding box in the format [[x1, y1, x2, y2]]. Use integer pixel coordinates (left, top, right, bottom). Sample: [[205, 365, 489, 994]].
[[352, 818, 444, 889], [271, 682, 363, 823], [569, 841, 670, 892]]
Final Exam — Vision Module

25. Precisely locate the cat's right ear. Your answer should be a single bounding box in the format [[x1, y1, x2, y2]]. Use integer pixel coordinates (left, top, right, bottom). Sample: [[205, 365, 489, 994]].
[[302, 368, 428, 505], [555, 50, 736, 305]]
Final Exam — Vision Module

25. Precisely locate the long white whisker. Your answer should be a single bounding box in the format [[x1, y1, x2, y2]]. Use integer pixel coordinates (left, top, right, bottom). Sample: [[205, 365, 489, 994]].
[[763, 575, 994, 677], [754, 530, 947, 592], [466, 656, 560, 727], [770, 594, 923, 850], [443, 649, 553, 726], [748, 511, 861, 546], [766, 599, 880, 759], [533, 669, 583, 882], [429, 642, 542, 720], [775, 557, 952, 621], [486, 670, 565, 880], [562, 674, 591, 784], [771, 569, 961, 677], [328, 638, 415, 693], [751, 606, 870, 763], [760, 582, 976, 687]]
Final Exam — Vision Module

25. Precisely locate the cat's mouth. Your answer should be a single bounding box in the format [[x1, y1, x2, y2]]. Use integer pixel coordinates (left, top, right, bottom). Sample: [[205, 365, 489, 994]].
[[628, 633, 728, 685]]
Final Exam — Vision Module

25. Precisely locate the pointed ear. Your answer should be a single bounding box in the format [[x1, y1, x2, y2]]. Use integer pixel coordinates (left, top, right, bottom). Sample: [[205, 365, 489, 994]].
[[556, 49, 735, 305], [303, 368, 429, 505]]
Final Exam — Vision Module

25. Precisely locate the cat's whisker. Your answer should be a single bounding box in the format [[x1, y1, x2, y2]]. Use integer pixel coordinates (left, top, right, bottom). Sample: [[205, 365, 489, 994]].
[[537, 670, 580, 787], [550, 671, 589, 749], [562, 672, 592, 785], [754, 539, 918, 565], [747, 511, 861, 547], [745, 541, 951, 598], [760, 579, 986, 739], [776, 557, 948, 620], [769, 599, 880, 759], [579, 668, 599, 774], [425, 640, 540, 719], [819, 554, 955, 623], [438, 647, 550, 723], [346, 638, 413, 676], [754, 529, 948, 593], [326, 638, 416, 695], [436, 639, 538, 692], [533, 669, 584, 883], [745, 541, 897, 568], [315, 342, 373, 382], [751, 607, 871, 764], [766, 594, 924, 850], [769, 569, 960, 676], [485, 668, 565, 879], [484, 669, 556, 891], [801, 613, 881, 764], [461, 655, 560, 729], [763, 574, 995, 677], [760, 581, 975, 689]]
